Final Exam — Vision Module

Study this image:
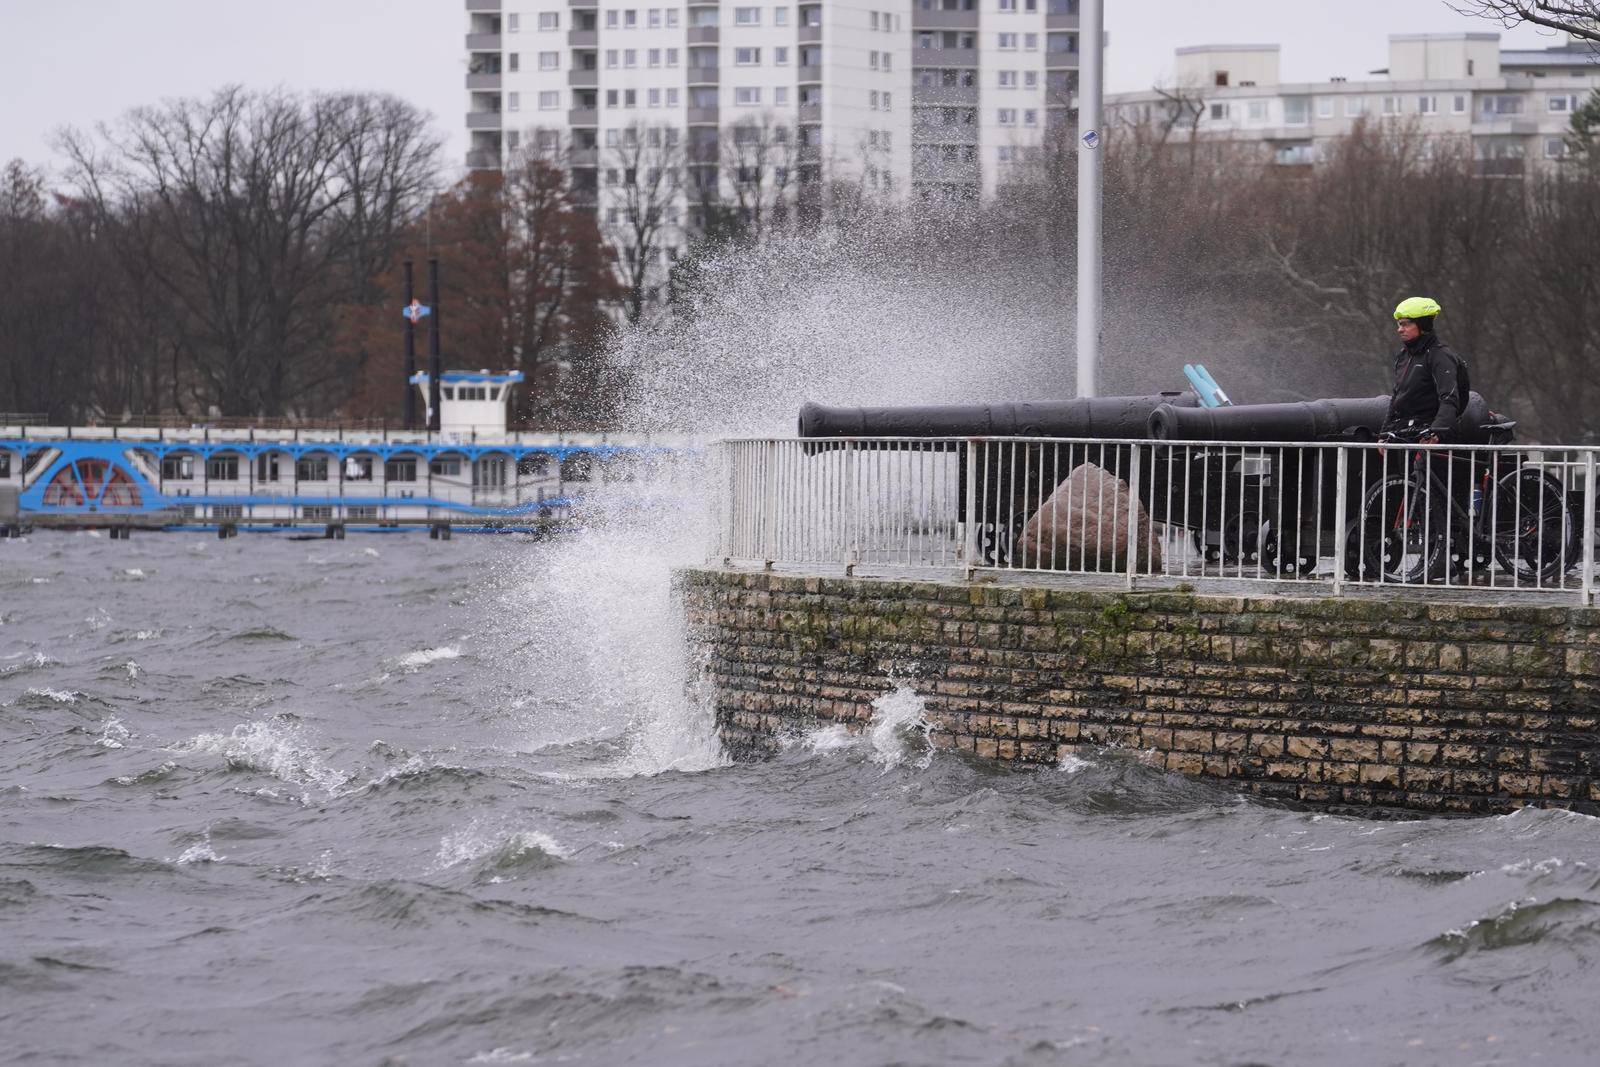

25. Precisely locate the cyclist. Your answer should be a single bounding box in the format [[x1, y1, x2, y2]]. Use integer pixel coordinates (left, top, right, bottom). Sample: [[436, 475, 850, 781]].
[[1383, 296, 1470, 444]]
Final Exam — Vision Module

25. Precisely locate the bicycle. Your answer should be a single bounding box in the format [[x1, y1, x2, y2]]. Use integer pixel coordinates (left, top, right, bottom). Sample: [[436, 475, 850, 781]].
[[1344, 421, 1579, 587]]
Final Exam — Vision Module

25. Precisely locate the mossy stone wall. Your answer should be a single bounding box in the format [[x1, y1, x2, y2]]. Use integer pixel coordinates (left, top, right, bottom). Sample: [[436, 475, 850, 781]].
[[676, 568, 1600, 815]]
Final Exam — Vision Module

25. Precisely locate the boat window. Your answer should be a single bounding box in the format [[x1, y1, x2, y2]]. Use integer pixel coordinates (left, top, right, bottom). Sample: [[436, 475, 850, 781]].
[[0, 452, 10, 479], [473, 457, 508, 488], [430, 458, 462, 477], [296, 455, 330, 482], [517, 453, 550, 477], [161, 454, 195, 481], [443, 387, 456, 401], [560, 452, 594, 482], [344, 456, 374, 481], [256, 453, 281, 482], [206, 455, 239, 481], [384, 458, 417, 482]]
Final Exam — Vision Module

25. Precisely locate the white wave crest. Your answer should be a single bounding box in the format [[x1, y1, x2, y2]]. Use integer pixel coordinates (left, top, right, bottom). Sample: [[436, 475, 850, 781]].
[[180, 721, 350, 796], [867, 686, 934, 770], [95, 717, 131, 748], [436, 820, 570, 870], [27, 687, 79, 704], [398, 646, 461, 671]]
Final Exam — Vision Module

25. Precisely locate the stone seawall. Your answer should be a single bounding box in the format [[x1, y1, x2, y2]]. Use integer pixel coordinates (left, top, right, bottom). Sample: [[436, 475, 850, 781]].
[[676, 568, 1600, 815]]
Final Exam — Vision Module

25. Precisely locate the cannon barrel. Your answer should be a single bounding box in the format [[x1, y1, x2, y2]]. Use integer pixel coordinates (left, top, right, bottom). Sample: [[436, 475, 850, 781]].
[[1147, 392, 1498, 445], [798, 392, 1199, 441]]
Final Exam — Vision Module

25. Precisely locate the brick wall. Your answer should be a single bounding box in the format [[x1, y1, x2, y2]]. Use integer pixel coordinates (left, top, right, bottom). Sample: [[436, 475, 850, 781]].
[[675, 568, 1600, 815]]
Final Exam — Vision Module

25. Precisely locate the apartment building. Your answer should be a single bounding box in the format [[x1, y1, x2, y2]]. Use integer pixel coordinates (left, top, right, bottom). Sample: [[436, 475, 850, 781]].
[[1104, 33, 1600, 175], [464, 0, 1083, 204]]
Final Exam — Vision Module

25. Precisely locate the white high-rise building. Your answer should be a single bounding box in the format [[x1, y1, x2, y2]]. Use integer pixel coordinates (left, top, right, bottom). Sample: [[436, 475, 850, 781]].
[[464, 0, 1083, 203]]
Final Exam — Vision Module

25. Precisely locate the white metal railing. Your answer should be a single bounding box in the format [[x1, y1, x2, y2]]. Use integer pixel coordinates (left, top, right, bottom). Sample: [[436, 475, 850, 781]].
[[715, 436, 1600, 603]]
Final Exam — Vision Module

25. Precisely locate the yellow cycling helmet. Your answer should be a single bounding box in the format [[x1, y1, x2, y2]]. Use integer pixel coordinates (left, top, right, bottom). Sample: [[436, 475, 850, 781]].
[[1394, 296, 1442, 321]]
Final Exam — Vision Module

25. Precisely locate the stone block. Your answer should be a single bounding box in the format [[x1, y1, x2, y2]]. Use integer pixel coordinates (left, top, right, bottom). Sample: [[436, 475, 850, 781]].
[[1165, 752, 1204, 775], [1329, 738, 1379, 762], [1172, 730, 1214, 753], [1359, 763, 1401, 787]]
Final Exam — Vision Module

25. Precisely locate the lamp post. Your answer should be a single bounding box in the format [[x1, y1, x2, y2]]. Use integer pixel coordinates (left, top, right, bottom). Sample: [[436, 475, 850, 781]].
[[1076, 0, 1104, 398]]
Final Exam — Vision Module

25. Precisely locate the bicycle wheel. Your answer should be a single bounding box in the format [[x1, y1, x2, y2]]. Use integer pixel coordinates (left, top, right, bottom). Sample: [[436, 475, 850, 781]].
[[1346, 473, 1449, 584], [1492, 469, 1578, 585]]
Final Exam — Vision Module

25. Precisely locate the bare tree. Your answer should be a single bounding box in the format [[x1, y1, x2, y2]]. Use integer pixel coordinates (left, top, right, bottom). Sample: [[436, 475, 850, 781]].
[[601, 121, 685, 324], [56, 86, 440, 417], [1448, 1, 1600, 45], [721, 115, 799, 243]]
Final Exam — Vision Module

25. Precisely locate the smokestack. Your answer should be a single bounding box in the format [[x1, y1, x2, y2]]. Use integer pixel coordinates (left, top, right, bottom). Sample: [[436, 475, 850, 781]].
[[402, 260, 417, 429], [427, 257, 442, 434]]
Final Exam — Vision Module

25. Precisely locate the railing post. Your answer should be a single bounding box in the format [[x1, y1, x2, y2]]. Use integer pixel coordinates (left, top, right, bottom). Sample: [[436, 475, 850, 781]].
[[762, 439, 778, 570], [1332, 445, 1349, 597], [963, 439, 978, 580], [844, 440, 858, 575], [1583, 448, 1596, 606], [1124, 442, 1141, 591]]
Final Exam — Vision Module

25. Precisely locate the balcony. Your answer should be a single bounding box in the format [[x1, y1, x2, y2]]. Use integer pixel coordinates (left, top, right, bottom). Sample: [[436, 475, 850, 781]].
[[567, 147, 599, 167], [687, 66, 720, 85], [568, 0, 598, 6], [466, 148, 503, 169], [466, 72, 502, 90], [465, 32, 502, 49], [1045, 13, 1080, 28], [1044, 52, 1079, 69], [796, 64, 822, 83], [798, 24, 821, 44], [910, 10, 979, 29], [687, 107, 720, 125], [465, 0, 501, 9], [912, 125, 979, 144], [687, 27, 720, 44], [568, 67, 598, 87], [1476, 157, 1527, 178], [568, 28, 597, 46], [466, 110, 504, 129], [798, 103, 822, 123], [568, 107, 599, 126]]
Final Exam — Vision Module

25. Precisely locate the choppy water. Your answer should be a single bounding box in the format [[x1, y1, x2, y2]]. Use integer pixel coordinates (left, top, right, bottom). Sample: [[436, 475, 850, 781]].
[[4, 529, 1599, 1066]]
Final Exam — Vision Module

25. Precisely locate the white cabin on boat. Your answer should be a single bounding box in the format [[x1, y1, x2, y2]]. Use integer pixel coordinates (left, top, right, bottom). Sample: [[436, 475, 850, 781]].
[[408, 369, 525, 440]]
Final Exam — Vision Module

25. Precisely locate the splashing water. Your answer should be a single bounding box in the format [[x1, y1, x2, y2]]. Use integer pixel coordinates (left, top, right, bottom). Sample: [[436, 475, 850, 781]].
[[179, 720, 351, 798]]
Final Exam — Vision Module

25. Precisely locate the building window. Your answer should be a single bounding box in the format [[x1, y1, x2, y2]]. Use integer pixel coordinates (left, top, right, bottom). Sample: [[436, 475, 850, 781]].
[[776, 7, 789, 25], [666, 8, 679, 26], [775, 46, 789, 64], [1344, 96, 1366, 117], [1247, 100, 1267, 121], [508, 53, 520, 72], [1046, 32, 1075, 53], [1549, 93, 1579, 113], [606, 10, 618, 27], [649, 7, 661, 27], [734, 6, 760, 24], [606, 49, 618, 68], [1452, 94, 1467, 114], [1023, 108, 1037, 126], [624, 89, 636, 107], [736, 86, 762, 105], [625, 49, 637, 67], [539, 91, 559, 109], [667, 88, 680, 106], [1545, 136, 1570, 159], [998, 32, 1017, 49], [997, 70, 1017, 89], [1482, 94, 1524, 115], [1417, 95, 1438, 115], [1023, 32, 1038, 50], [625, 9, 637, 27], [539, 51, 559, 70], [506, 130, 521, 150], [870, 50, 879, 70], [774, 86, 789, 105], [507, 92, 520, 111], [1023, 70, 1038, 89], [1316, 96, 1334, 118], [1000, 0, 1017, 9], [507, 13, 519, 31], [648, 87, 661, 106], [870, 89, 880, 109], [1283, 97, 1310, 124], [538, 11, 559, 30], [998, 108, 1017, 125], [735, 47, 761, 65], [1381, 95, 1400, 115], [648, 47, 660, 67], [882, 91, 891, 109], [606, 90, 619, 108]]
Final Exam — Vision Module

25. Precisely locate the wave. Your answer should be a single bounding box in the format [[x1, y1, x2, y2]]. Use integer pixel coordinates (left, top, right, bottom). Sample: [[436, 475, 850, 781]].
[[398, 646, 461, 671], [1428, 896, 1600, 960], [791, 685, 934, 771], [436, 819, 570, 879], [176, 719, 350, 796]]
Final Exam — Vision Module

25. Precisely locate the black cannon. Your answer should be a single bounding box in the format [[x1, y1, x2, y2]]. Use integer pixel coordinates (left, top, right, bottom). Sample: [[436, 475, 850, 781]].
[[797, 392, 1200, 443], [1146, 393, 1496, 445]]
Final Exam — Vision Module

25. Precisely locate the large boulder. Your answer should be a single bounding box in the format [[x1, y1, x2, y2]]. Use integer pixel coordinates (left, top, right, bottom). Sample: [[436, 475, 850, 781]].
[[1016, 462, 1163, 572]]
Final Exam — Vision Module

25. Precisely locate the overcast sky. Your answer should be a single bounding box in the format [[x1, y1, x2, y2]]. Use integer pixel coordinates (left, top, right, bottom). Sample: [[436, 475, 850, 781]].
[[0, 0, 1561, 182]]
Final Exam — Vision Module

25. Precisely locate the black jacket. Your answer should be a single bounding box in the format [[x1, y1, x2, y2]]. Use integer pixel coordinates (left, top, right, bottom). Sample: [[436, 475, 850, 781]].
[[1384, 334, 1470, 437]]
